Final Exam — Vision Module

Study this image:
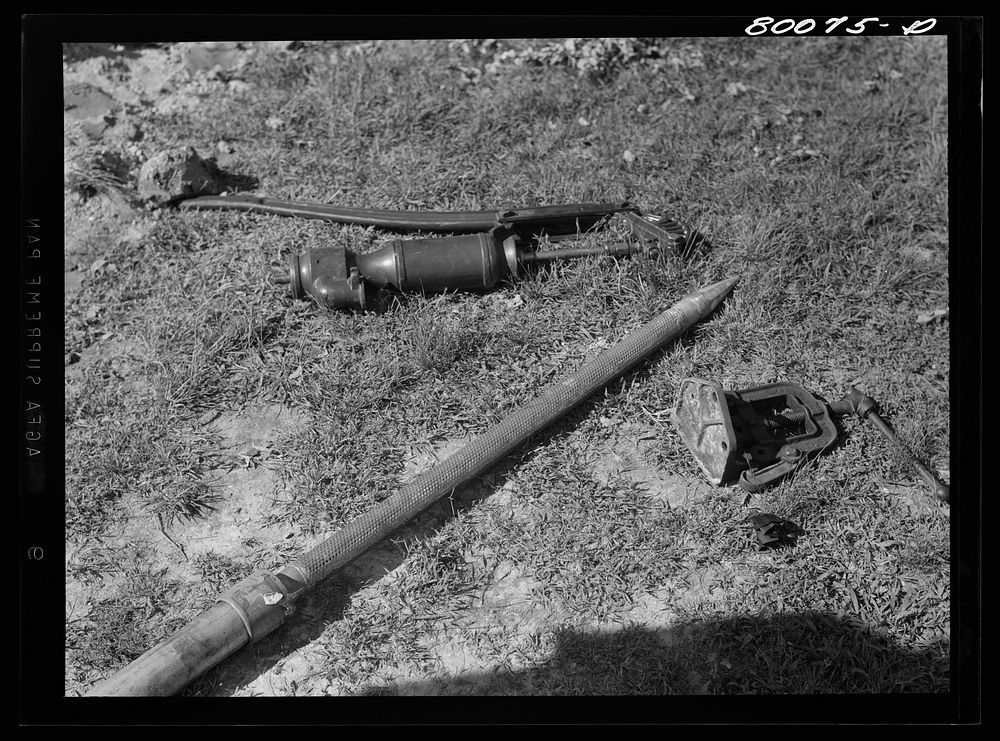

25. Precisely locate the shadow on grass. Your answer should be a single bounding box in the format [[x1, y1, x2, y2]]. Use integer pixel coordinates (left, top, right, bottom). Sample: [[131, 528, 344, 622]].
[[213, 168, 260, 196], [358, 611, 949, 697], [189, 603, 948, 700]]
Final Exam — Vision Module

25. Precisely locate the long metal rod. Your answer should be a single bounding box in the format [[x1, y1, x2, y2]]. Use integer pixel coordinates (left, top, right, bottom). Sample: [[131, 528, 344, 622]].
[[520, 242, 642, 263], [85, 277, 737, 697]]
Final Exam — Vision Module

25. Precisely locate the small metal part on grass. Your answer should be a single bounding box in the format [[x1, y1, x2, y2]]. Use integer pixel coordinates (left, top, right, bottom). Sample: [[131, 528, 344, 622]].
[[624, 211, 689, 254], [672, 379, 950, 502], [742, 512, 806, 550]]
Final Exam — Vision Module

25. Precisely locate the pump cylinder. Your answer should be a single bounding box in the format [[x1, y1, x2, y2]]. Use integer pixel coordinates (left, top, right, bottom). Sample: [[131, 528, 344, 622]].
[[355, 232, 508, 293]]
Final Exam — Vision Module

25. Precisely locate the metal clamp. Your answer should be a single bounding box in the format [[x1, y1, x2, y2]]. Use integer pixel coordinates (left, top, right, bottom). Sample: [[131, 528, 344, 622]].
[[672, 378, 839, 492]]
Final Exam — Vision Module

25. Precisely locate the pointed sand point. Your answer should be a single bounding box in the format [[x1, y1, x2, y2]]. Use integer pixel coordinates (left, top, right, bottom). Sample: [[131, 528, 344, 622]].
[[697, 276, 739, 313]]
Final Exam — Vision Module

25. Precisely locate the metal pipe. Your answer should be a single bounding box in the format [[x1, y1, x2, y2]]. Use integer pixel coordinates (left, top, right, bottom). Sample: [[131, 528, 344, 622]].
[[84, 603, 250, 697], [85, 277, 738, 696], [85, 567, 307, 697]]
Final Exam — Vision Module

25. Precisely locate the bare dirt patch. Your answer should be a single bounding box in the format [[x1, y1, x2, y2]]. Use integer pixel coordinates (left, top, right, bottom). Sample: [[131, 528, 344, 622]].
[[588, 424, 715, 510], [170, 404, 312, 562], [119, 405, 308, 572]]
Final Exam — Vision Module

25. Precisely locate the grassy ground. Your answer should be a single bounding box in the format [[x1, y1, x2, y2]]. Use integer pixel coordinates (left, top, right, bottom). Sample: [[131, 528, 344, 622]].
[[64, 37, 950, 699]]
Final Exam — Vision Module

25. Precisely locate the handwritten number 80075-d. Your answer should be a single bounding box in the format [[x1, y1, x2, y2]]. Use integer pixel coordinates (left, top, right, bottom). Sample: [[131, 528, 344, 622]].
[[745, 17, 937, 36]]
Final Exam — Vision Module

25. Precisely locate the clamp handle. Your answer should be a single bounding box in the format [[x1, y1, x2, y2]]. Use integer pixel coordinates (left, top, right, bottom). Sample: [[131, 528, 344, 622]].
[[843, 387, 950, 503]]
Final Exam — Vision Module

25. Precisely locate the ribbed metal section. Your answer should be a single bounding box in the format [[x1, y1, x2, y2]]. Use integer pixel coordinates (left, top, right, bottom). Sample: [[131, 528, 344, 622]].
[[292, 277, 737, 585]]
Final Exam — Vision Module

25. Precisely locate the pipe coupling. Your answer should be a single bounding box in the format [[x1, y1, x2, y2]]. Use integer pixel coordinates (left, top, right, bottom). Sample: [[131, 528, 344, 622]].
[[216, 570, 292, 644]]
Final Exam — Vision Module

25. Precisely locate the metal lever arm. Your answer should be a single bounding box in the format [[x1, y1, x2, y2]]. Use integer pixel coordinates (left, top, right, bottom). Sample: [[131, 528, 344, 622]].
[[180, 194, 637, 238], [843, 387, 950, 502], [776, 387, 951, 502]]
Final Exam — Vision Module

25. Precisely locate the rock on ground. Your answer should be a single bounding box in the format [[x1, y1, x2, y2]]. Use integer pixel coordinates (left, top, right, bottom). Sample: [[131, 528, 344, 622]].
[[137, 146, 226, 206]]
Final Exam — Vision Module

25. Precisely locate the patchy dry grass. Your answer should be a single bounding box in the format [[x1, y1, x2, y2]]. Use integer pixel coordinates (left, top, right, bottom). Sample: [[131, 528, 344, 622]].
[[64, 36, 950, 699]]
